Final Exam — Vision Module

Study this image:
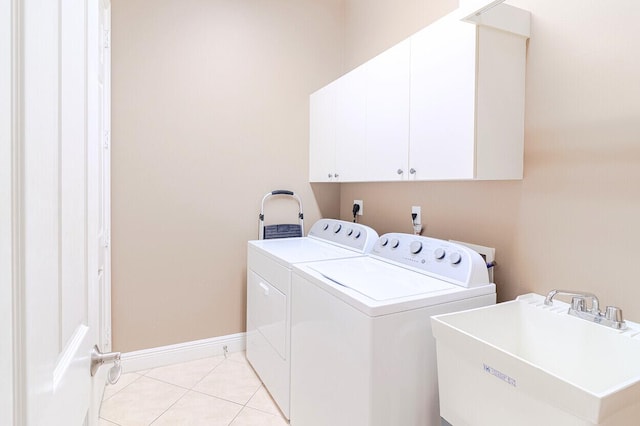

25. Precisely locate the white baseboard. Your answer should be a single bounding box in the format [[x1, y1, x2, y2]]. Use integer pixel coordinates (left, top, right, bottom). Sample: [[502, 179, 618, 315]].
[[120, 332, 246, 373]]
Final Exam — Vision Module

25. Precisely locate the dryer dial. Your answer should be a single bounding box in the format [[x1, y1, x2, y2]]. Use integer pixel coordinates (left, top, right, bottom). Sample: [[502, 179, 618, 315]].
[[450, 252, 462, 265], [333, 224, 342, 233], [410, 241, 423, 254], [434, 248, 446, 260]]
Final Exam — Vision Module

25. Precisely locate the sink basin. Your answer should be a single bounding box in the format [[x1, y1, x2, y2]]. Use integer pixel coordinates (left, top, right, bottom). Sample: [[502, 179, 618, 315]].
[[431, 293, 640, 425]]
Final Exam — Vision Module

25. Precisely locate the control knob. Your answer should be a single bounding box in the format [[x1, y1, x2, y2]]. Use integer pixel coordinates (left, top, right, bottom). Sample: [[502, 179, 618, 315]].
[[346, 228, 353, 236], [434, 248, 446, 260], [450, 252, 462, 265], [322, 223, 329, 231], [333, 224, 342, 233], [379, 237, 389, 246], [353, 230, 361, 239], [409, 241, 423, 254], [390, 238, 400, 249]]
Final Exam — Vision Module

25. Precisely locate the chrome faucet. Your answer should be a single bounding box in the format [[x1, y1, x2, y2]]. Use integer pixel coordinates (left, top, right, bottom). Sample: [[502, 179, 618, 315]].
[[544, 290, 600, 313], [544, 289, 626, 330]]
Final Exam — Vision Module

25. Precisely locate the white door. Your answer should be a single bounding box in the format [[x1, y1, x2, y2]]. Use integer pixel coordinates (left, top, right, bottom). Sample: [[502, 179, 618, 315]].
[[3, 0, 112, 424], [97, 0, 113, 355], [335, 65, 367, 182], [409, 17, 476, 180], [309, 80, 339, 182], [365, 39, 411, 181]]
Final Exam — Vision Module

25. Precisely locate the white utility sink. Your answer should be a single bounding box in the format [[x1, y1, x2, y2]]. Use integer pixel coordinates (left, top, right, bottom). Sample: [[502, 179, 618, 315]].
[[431, 293, 640, 426]]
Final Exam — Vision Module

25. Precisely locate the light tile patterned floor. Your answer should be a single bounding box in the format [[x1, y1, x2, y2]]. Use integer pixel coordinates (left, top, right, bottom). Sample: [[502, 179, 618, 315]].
[[99, 351, 288, 426]]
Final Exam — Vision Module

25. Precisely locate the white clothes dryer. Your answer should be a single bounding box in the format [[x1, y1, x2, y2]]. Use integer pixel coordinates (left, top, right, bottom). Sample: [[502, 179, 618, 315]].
[[246, 219, 378, 419], [290, 233, 496, 426]]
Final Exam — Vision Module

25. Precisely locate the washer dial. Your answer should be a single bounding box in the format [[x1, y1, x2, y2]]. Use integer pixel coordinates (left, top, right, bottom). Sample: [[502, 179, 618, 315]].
[[409, 241, 423, 254]]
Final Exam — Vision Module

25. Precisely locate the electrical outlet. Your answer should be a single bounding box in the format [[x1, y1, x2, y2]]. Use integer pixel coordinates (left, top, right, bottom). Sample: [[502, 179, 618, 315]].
[[354, 200, 363, 216], [411, 206, 421, 224]]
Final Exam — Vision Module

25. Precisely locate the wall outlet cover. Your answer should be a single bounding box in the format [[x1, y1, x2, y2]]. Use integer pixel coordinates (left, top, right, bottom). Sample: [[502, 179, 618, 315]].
[[354, 200, 363, 215]]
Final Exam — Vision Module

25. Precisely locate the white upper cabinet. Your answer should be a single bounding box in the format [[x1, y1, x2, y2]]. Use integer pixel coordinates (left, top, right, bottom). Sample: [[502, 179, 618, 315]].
[[309, 79, 338, 182], [409, 18, 477, 180], [309, 67, 367, 183], [335, 65, 367, 182], [309, 42, 408, 183], [309, 2, 530, 182], [365, 39, 411, 181], [409, 13, 528, 180]]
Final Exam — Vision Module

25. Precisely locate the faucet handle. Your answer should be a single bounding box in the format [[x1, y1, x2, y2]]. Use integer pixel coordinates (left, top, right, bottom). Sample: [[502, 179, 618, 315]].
[[605, 306, 624, 322], [571, 297, 586, 312]]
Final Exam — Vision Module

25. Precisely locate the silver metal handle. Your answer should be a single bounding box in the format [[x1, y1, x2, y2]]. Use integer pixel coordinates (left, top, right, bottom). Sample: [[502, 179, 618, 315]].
[[571, 297, 586, 312], [605, 306, 624, 322], [91, 345, 122, 384]]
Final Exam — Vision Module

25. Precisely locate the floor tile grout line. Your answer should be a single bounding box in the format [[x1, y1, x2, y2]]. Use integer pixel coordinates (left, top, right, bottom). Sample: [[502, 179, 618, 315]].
[[141, 373, 200, 392], [186, 356, 228, 390], [147, 387, 190, 426], [101, 372, 143, 403], [100, 353, 289, 425], [187, 387, 249, 407], [132, 355, 227, 393]]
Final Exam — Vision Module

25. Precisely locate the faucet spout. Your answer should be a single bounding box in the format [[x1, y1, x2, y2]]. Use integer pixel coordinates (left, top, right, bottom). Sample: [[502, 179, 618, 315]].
[[544, 289, 600, 314]]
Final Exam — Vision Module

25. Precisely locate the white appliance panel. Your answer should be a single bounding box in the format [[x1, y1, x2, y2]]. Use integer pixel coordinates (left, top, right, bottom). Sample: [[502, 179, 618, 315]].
[[247, 270, 287, 359], [309, 257, 455, 300], [290, 270, 496, 426], [246, 219, 379, 420], [295, 261, 495, 317], [249, 237, 363, 267], [289, 232, 496, 425]]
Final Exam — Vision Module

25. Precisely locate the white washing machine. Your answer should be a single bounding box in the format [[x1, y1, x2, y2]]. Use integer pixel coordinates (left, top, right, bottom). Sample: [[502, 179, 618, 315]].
[[290, 233, 496, 426], [246, 219, 379, 419]]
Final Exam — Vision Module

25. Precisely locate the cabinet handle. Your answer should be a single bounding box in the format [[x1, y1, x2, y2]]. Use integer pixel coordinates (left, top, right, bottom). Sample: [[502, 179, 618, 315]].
[[334, 173, 339, 178], [397, 169, 403, 175], [328, 173, 333, 178], [409, 168, 416, 175]]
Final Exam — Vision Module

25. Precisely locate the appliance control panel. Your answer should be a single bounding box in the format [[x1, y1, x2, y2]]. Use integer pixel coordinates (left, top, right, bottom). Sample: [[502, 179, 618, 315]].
[[308, 219, 379, 253], [371, 233, 490, 287]]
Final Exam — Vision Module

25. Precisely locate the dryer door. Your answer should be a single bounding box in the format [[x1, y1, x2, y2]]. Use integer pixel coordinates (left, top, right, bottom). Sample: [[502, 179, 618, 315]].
[[247, 270, 287, 359]]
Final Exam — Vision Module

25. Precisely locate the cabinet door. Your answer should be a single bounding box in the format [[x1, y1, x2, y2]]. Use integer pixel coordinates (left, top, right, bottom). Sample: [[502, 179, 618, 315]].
[[335, 66, 367, 182], [365, 39, 411, 181], [309, 80, 338, 182], [409, 18, 476, 180]]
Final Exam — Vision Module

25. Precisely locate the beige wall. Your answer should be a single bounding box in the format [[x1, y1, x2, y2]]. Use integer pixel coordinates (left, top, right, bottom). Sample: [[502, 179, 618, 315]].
[[340, 0, 640, 318], [113, 0, 640, 353], [344, 0, 457, 69], [111, 0, 343, 352]]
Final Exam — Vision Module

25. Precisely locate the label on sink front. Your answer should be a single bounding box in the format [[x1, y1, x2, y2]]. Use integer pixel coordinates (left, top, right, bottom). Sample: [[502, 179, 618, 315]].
[[483, 363, 517, 387]]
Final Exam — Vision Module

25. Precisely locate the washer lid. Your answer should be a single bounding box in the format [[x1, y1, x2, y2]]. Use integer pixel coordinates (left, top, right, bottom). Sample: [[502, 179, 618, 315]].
[[249, 237, 365, 266], [308, 257, 456, 301]]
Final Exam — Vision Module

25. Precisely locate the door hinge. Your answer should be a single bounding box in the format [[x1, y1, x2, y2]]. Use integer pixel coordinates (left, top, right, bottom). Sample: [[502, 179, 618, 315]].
[[103, 29, 111, 49], [103, 130, 110, 149]]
